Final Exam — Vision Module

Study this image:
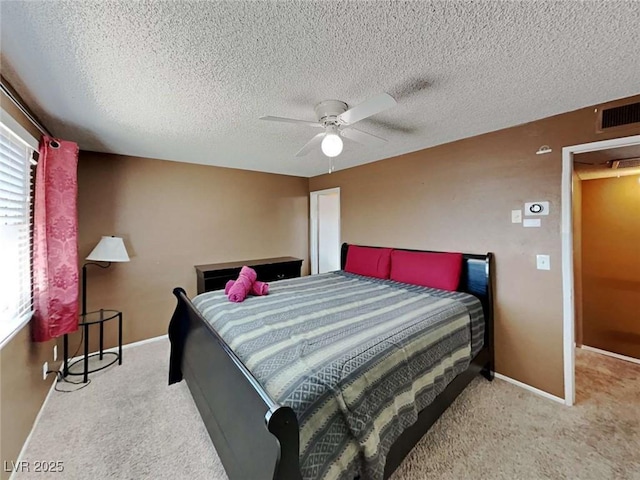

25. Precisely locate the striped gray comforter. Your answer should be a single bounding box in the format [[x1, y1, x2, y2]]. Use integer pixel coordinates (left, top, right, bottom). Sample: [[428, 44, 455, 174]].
[[192, 271, 484, 480]]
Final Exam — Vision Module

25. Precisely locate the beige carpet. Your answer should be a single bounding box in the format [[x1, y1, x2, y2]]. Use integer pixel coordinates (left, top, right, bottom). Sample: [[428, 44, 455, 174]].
[[14, 340, 640, 479]]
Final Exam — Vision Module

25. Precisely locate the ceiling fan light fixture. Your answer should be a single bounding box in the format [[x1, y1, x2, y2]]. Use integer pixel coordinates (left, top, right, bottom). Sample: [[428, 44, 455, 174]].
[[321, 128, 343, 157], [261, 92, 397, 158]]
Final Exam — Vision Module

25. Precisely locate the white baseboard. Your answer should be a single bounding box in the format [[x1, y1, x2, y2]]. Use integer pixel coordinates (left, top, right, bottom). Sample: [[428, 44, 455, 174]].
[[10, 376, 57, 480], [580, 345, 640, 365], [494, 373, 567, 405], [67, 334, 168, 366]]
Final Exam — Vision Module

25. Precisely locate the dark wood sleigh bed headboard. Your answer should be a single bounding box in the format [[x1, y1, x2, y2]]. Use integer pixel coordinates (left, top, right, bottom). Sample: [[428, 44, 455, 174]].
[[340, 243, 494, 365]]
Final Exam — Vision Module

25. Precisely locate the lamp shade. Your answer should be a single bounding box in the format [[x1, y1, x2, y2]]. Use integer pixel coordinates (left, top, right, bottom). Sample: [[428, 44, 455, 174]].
[[86, 236, 130, 262]]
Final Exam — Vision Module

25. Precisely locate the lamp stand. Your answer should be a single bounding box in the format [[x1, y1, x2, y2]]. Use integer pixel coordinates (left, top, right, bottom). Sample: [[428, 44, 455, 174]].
[[81, 261, 111, 315], [64, 261, 111, 377]]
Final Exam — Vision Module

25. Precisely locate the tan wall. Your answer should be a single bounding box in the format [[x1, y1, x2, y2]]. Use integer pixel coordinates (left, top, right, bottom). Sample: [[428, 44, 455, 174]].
[[0, 328, 61, 479], [0, 93, 60, 478], [1, 93, 40, 140], [310, 94, 640, 398], [573, 174, 583, 346], [581, 175, 640, 359], [74, 152, 310, 353]]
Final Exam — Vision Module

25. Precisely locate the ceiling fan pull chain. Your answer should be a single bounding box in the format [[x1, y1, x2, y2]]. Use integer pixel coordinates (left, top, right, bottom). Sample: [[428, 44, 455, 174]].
[[329, 157, 334, 174]]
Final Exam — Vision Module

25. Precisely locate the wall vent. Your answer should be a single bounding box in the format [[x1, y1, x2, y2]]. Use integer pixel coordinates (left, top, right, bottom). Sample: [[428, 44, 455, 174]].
[[611, 157, 640, 169], [601, 102, 640, 129]]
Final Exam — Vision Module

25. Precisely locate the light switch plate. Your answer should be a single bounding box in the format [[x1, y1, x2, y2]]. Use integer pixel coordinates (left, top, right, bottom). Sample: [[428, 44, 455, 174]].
[[523, 218, 541, 227], [511, 210, 522, 223], [525, 201, 550, 216], [536, 254, 550, 270], [53, 345, 57, 362]]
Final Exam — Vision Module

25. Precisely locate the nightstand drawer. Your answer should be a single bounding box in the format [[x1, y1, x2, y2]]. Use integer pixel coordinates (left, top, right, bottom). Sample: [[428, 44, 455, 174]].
[[254, 261, 301, 282]]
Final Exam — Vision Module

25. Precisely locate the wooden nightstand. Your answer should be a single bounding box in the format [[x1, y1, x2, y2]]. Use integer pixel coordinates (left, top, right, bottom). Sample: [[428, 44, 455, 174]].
[[195, 257, 303, 294]]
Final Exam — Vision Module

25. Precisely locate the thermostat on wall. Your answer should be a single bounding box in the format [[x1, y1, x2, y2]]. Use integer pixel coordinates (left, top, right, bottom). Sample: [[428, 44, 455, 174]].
[[524, 201, 549, 216]]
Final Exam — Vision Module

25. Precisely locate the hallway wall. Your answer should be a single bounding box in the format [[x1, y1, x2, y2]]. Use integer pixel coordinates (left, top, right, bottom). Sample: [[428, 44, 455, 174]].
[[581, 175, 640, 359]]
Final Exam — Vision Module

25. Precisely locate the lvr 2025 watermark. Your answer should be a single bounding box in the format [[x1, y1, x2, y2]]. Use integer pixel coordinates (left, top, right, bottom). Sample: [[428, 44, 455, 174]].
[[3, 461, 64, 473]]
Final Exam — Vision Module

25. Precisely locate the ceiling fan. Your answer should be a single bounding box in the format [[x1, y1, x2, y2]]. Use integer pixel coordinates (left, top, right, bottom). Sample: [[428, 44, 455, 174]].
[[260, 93, 397, 158]]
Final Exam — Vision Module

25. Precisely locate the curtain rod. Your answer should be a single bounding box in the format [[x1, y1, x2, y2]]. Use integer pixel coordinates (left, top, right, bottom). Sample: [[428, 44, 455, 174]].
[[0, 80, 52, 138]]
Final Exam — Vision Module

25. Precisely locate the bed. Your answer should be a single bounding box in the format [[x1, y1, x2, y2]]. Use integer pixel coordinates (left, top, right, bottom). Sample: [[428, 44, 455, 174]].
[[168, 243, 494, 480]]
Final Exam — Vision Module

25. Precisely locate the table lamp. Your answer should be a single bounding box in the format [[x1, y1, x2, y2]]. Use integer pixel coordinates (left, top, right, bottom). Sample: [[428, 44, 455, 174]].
[[83, 236, 130, 315]]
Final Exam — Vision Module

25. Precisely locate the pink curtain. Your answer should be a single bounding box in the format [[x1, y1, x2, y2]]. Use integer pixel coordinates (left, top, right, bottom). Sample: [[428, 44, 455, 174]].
[[32, 136, 79, 342]]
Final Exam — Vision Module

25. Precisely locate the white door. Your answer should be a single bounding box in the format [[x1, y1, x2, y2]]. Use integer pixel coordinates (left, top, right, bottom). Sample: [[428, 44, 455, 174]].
[[310, 188, 341, 274]]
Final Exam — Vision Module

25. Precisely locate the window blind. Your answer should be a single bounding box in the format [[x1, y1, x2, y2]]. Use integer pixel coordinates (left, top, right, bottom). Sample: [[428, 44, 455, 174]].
[[0, 122, 34, 344]]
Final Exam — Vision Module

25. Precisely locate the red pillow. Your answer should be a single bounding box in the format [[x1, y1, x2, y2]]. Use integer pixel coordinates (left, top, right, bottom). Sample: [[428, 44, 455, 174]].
[[390, 250, 463, 291], [344, 246, 392, 279]]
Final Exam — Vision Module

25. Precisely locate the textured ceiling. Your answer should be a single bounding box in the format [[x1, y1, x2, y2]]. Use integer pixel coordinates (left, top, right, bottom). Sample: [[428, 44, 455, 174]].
[[1, 1, 640, 177]]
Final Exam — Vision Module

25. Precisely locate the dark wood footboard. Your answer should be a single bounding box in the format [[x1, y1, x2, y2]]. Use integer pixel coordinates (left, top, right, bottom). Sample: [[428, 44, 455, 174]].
[[169, 287, 302, 480], [169, 246, 494, 480]]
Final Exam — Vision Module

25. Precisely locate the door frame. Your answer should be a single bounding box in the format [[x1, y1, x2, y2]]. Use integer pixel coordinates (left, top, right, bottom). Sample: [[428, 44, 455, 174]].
[[310, 187, 341, 275], [561, 134, 640, 406]]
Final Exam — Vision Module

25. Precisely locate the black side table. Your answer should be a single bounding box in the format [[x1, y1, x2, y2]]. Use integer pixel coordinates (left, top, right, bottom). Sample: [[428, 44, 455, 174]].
[[63, 309, 123, 383]]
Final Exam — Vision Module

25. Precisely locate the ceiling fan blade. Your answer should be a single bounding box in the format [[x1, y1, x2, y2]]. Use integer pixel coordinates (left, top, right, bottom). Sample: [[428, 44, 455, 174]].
[[260, 116, 323, 128], [341, 127, 388, 147], [338, 93, 397, 125], [295, 132, 325, 157]]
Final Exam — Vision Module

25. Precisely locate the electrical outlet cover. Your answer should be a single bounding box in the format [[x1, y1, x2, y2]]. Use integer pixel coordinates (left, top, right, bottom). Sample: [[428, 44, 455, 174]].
[[536, 254, 551, 270]]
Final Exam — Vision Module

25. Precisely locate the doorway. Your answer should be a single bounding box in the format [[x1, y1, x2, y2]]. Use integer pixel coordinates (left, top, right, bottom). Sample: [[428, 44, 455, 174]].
[[561, 134, 640, 406], [572, 144, 640, 403], [310, 188, 341, 274]]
